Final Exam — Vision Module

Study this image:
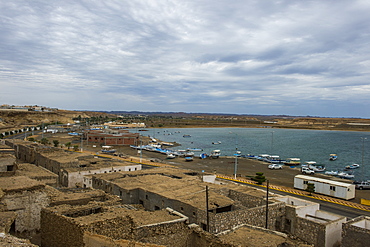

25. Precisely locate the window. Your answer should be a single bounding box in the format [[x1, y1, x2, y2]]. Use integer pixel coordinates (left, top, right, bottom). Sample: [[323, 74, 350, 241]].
[[303, 181, 308, 184], [330, 186, 336, 191]]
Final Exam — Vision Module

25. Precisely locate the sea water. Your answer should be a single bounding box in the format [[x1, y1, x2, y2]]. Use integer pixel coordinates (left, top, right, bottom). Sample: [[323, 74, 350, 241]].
[[137, 128, 370, 180]]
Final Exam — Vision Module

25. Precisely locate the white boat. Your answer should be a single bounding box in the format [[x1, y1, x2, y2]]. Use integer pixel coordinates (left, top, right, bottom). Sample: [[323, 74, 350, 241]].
[[101, 146, 116, 153], [166, 153, 176, 159], [304, 161, 326, 172], [345, 164, 360, 169], [212, 141, 222, 144], [210, 150, 221, 158], [329, 154, 338, 161], [338, 172, 355, 179], [325, 171, 339, 176]]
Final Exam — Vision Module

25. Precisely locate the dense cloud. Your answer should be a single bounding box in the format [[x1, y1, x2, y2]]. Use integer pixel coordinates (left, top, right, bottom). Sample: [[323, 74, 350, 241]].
[[1, 0, 370, 117]]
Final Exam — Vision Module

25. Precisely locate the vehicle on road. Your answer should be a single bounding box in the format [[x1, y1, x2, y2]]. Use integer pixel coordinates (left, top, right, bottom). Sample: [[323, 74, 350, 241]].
[[268, 164, 283, 169], [301, 167, 315, 175], [353, 181, 370, 190]]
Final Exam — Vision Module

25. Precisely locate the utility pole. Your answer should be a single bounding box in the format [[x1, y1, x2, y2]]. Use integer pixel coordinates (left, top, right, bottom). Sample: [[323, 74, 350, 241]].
[[206, 186, 210, 232], [265, 180, 269, 229]]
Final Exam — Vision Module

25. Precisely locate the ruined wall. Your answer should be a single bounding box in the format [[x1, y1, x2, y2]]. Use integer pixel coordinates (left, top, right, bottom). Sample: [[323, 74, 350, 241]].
[[0, 154, 16, 172], [295, 217, 326, 247], [41, 209, 85, 247], [282, 205, 296, 234], [342, 217, 370, 247], [228, 189, 264, 208], [85, 216, 136, 240], [84, 232, 166, 247], [207, 202, 285, 234], [2, 189, 49, 233], [15, 143, 37, 163]]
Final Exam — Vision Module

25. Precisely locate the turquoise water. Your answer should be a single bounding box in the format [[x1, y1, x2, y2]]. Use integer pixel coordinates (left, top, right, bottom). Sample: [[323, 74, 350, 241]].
[[139, 128, 370, 180]]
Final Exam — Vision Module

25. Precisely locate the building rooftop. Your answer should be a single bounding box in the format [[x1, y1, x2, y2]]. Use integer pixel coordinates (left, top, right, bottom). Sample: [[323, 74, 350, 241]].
[[93, 167, 266, 210], [16, 163, 58, 178], [46, 204, 181, 226], [0, 176, 45, 193], [218, 225, 311, 247]]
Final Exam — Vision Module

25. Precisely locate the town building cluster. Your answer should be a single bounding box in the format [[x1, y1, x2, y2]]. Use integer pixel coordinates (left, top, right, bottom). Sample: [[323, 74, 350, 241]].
[[1, 139, 370, 246]]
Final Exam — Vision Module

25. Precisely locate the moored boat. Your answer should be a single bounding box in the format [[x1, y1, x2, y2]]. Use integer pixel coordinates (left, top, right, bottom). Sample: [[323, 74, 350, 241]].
[[210, 150, 221, 158], [284, 158, 301, 166], [166, 153, 176, 159], [338, 171, 355, 179], [345, 163, 360, 169], [325, 170, 339, 176], [304, 161, 326, 172], [329, 154, 338, 161]]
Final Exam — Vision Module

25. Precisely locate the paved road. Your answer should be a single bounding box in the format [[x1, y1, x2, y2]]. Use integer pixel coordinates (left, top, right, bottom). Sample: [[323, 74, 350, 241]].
[[219, 175, 370, 219]]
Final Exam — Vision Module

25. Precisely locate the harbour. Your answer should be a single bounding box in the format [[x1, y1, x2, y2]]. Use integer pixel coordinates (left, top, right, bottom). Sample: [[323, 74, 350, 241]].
[[136, 127, 370, 181]]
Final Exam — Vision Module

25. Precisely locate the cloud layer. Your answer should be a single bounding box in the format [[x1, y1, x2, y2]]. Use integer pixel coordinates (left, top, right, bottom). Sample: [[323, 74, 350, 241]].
[[1, 0, 370, 117]]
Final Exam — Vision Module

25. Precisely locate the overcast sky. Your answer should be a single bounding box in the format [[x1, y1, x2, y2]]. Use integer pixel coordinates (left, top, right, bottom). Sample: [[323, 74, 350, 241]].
[[1, 0, 370, 118]]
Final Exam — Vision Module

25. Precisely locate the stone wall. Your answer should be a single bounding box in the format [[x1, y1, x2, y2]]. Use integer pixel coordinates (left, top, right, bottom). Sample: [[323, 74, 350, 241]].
[[85, 216, 136, 240], [228, 189, 264, 208], [207, 201, 285, 234], [342, 216, 370, 247], [41, 208, 85, 247], [295, 216, 326, 247], [83, 232, 166, 247], [2, 189, 49, 234]]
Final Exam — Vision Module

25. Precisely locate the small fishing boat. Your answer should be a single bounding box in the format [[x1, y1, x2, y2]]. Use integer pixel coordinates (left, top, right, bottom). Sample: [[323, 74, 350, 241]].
[[199, 153, 208, 159], [212, 141, 222, 144], [338, 171, 355, 179], [325, 170, 339, 176], [184, 154, 194, 161], [284, 158, 301, 166], [304, 161, 326, 172], [183, 134, 191, 138], [210, 150, 221, 158], [329, 154, 338, 161], [187, 148, 203, 152], [101, 146, 116, 153], [166, 153, 176, 159], [345, 164, 360, 169]]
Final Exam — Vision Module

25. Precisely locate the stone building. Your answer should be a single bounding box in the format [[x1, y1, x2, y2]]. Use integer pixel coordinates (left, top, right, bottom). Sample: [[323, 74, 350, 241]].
[[0, 153, 17, 174], [276, 196, 346, 247], [15, 163, 58, 186], [342, 216, 370, 247], [0, 176, 49, 235], [4, 139, 142, 188], [90, 167, 286, 234], [41, 203, 189, 247]]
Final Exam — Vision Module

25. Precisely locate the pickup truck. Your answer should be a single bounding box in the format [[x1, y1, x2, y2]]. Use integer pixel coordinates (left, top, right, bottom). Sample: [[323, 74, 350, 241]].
[[301, 167, 315, 175], [354, 181, 370, 190]]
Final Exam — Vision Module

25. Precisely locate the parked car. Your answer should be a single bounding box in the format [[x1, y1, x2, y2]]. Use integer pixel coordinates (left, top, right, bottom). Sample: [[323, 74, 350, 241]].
[[354, 181, 370, 190], [268, 164, 283, 169], [301, 167, 315, 175]]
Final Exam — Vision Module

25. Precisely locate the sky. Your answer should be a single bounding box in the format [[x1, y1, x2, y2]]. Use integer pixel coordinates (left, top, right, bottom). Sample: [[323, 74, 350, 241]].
[[1, 0, 370, 118]]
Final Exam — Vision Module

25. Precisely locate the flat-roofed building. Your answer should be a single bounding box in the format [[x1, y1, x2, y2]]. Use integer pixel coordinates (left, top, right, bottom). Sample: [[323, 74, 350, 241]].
[[91, 167, 286, 234]]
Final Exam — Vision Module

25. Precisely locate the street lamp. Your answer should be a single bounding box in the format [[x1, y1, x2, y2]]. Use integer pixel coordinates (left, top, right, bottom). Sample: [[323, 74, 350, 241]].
[[230, 132, 239, 179]]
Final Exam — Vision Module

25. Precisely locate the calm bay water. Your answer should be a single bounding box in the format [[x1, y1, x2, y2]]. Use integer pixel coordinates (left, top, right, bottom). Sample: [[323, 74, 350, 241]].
[[139, 128, 370, 180]]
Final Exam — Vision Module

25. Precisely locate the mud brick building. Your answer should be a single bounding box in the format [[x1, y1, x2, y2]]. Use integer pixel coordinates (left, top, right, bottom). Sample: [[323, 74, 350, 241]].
[[0, 176, 49, 234], [90, 167, 286, 234], [0, 153, 17, 175]]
